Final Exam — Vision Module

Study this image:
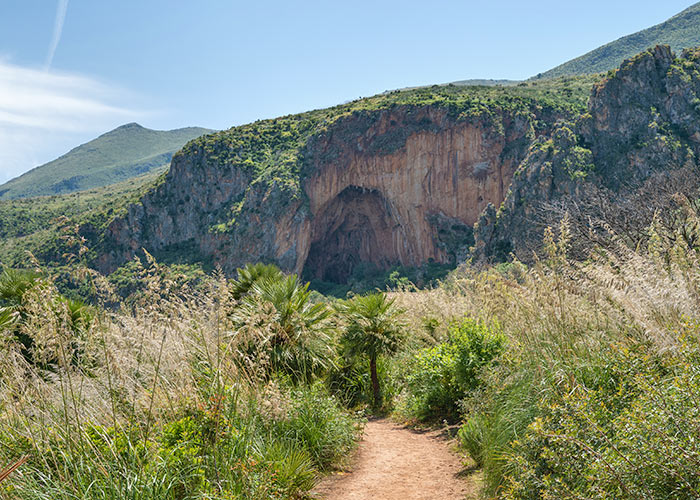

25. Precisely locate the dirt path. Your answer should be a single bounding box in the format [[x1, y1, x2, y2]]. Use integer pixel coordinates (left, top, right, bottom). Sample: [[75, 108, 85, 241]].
[[313, 419, 479, 500]]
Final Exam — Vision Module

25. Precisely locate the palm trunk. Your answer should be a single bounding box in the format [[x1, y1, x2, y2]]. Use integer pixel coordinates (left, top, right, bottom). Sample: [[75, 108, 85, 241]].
[[370, 355, 380, 409]]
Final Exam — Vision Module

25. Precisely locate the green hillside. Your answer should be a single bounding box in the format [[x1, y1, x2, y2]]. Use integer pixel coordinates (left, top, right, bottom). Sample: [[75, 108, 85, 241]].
[[0, 170, 162, 268], [535, 2, 700, 79], [0, 123, 213, 200], [0, 75, 596, 272]]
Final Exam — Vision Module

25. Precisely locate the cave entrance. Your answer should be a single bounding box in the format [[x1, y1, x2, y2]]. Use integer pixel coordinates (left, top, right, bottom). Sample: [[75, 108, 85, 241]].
[[304, 186, 402, 283]]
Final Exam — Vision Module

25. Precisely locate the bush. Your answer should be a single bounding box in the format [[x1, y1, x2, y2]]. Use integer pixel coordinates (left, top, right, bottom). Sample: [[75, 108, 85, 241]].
[[0, 262, 360, 500], [328, 355, 398, 411], [402, 318, 505, 421], [503, 339, 700, 500], [263, 382, 361, 470]]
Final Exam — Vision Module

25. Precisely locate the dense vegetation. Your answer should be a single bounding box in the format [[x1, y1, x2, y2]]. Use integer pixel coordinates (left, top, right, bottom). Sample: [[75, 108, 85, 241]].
[[0, 123, 211, 200], [0, 258, 362, 499], [4, 55, 699, 498], [2, 191, 700, 498], [186, 74, 596, 212], [0, 171, 162, 269], [0, 76, 596, 278], [390, 204, 700, 498], [537, 2, 700, 78]]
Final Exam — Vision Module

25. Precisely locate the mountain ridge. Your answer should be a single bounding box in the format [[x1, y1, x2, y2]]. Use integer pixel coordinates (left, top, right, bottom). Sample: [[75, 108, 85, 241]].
[[478, 45, 700, 262], [535, 2, 700, 79], [0, 123, 214, 200], [95, 76, 595, 279]]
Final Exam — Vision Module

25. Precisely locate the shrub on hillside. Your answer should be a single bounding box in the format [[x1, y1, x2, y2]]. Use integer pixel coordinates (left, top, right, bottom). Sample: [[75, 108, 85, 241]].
[[503, 335, 700, 500], [401, 318, 505, 421]]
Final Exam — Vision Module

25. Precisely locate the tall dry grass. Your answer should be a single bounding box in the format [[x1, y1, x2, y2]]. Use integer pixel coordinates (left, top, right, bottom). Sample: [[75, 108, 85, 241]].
[[391, 207, 700, 496], [0, 254, 358, 499]]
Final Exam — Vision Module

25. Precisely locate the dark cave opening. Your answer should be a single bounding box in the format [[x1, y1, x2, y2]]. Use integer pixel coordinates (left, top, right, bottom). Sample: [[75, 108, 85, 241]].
[[303, 186, 402, 283]]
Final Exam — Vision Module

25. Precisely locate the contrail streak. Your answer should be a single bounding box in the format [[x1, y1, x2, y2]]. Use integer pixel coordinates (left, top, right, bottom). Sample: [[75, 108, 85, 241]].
[[44, 0, 69, 72]]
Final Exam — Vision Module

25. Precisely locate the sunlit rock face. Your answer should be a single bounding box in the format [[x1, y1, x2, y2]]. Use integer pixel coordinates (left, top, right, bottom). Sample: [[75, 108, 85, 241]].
[[297, 107, 531, 280], [474, 46, 700, 262], [100, 103, 556, 281]]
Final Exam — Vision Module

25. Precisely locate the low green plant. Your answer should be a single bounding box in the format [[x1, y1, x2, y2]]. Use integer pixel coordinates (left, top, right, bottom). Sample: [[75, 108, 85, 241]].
[[328, 355, 396, 410], [262, 382, 361, 470], [402, 318, 505, 421], [503, 336, 700, 499]]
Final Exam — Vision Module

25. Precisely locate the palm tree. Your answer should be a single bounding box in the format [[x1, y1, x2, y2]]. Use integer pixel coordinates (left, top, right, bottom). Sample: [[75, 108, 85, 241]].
[[232, 273, 334, 383], [230, 263, 284, 300], [0, 268, 94, 367], [337, 292, 404, 409], [0, 268, 39, 309]]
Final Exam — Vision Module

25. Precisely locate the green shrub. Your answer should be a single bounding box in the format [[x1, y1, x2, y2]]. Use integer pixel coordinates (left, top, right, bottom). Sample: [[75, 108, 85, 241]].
[[503, 339, 700, 500], [457, 367, 543, 494], [403, 318, 505, 421], [458, 414, 487, 467], [328, 355, 397, 410], [264, 382, 361, 470]]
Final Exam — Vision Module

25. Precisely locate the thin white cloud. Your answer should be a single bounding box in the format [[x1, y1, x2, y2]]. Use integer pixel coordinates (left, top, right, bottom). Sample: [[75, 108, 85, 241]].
[[0, 60, 143, 183], [45, 0, 69, 71]]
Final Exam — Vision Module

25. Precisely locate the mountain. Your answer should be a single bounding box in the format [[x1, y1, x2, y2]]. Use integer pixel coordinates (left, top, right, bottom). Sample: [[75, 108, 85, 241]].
[[96, 76, 597, 281], [476, 45, 700, 261], [0, 123, 213, 200], [450, 79, 518, 87], [0, 170, 162, 269], [535, 2, 700, 79], [97, 46, 700, 283]]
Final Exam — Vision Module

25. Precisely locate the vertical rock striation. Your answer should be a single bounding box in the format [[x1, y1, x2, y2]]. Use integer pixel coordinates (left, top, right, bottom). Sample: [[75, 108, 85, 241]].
[[99, 101, 562, 280]]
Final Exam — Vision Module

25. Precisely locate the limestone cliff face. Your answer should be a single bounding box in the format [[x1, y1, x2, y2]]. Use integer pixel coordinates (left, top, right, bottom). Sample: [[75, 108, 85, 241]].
[[475, 46, 700, 262], [100, 46, 700, 277], [100, 103, 555, 280], [298, 107, 533, 281]]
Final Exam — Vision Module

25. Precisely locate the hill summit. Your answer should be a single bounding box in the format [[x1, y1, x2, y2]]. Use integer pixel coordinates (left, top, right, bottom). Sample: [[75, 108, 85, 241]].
[[536, 2, 700, 78], [0, 123, 213, 200]]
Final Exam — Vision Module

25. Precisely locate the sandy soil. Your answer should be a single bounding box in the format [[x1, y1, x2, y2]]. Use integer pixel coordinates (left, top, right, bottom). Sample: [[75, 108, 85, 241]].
[[312, 419, 479, 500]]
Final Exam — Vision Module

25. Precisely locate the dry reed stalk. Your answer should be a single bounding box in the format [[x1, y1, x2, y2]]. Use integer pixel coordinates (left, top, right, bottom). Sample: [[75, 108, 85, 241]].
[[0, 455, 29, 483]]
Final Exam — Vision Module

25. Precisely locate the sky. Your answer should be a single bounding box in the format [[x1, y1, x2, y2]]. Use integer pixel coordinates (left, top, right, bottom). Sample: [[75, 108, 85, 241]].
[[0, 0, 696, 183]]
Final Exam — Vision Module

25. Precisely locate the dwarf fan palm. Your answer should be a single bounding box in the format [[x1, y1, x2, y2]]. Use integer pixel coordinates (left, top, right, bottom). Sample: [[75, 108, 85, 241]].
[[230, 262, 284, 300], [337, 292, 404, 409], [232, 274, 334, 383]]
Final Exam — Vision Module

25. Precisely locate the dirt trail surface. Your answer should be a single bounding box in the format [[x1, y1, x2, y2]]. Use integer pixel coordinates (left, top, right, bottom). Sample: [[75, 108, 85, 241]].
[[313, 419, 478, 500]]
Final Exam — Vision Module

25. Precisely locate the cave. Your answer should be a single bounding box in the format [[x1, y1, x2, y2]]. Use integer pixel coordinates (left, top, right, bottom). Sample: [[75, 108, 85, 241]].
[[303, 186, 403, 283]]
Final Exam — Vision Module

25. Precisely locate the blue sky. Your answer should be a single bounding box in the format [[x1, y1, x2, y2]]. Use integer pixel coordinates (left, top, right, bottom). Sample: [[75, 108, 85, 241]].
[[0, 0, 696, 182]]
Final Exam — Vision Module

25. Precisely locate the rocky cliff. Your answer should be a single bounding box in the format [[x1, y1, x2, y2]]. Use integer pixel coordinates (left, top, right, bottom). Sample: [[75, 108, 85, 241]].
[[475, 45, 700, 261], [99, 84, 583, 281], [98, 47, 700, 279]]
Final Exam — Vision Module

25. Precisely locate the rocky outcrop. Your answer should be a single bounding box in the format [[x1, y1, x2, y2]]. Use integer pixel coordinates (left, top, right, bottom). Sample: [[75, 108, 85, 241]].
[[298, 108, 532, 281], [475, 46, 700, 261], [99, 101, 562, 280], [99, 46, 700, 278]]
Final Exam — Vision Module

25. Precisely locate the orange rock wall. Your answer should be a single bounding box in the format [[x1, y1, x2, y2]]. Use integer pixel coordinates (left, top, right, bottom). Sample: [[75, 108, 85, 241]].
[[274, 109, 528, 276]]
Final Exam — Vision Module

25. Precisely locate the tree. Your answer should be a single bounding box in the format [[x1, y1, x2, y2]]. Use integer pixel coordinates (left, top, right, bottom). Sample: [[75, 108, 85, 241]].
[[230, 263, 284, 300], [232, 273, 334, 383], [338, 292, 404, 409]]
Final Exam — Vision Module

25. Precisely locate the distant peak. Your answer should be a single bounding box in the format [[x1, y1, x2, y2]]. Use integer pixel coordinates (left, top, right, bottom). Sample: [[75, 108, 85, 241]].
[[117, 122, 145, 130], [96, 122, 149, 139]]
